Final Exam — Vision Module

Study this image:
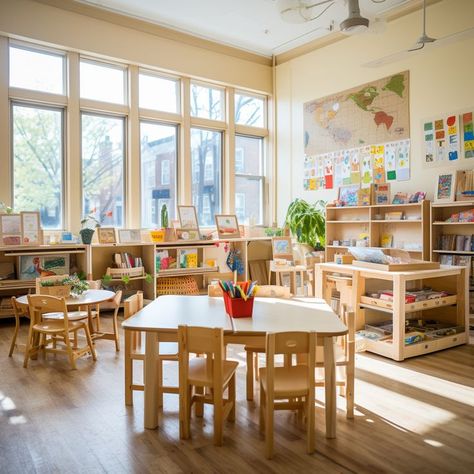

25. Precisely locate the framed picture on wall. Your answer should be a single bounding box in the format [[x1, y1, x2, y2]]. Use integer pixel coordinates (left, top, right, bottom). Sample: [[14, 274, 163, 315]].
[[215, 214, 240, 239], [434, 172, 456, 203]]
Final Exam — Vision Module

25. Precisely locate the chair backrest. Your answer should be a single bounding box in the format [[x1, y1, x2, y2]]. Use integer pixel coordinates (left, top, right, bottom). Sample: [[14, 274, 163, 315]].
[[265, 331, 316, 397], [255, 285, 291, 299], [35, 274, 69, 294], [11, 296, 29, 318], [178, 325, 225, 387], [86, 280, 102, 290], [27, 294, 69, 329], [123, 291, 143, 319]]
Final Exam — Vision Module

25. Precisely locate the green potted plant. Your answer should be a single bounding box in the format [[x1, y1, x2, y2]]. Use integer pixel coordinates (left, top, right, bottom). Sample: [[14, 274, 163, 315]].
[[284, 198, 326, 262], [160, 204, 176, 241], [80, 213, 100, 244]]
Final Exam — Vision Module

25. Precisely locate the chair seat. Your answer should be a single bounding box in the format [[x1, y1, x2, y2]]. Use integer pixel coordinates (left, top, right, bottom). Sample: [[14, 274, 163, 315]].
[[33, 320, 84, 333], [42, 311, 89, 321], [188, 358, 238, 386], [260, 365, 310, 397]]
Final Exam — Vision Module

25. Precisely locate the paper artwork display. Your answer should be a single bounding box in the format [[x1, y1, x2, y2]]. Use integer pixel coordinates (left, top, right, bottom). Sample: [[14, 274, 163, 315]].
[[396, 139, 410, 181], [360, 146, 372, 186], [338, 185, 360, 207], [462, 111, 474, 159], [304, 71, 409, 155], [350, 149, 360, 184], [371, 145, 386, 184], [423, 114, 460, 166], [324, 156, 334, 189], [434, 173, 456, 203], [18, 255, 70, 280], [384, 141, 397, 181]]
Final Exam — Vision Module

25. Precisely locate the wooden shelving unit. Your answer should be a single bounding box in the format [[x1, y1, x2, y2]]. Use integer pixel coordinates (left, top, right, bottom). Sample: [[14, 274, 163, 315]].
[[430, 201, 474, 319], [325, 201, 430, 262], [316, 263, 468, 361]]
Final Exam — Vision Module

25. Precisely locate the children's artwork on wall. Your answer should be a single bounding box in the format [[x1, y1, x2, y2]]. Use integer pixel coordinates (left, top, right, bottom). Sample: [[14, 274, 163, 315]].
[[423, 114, 460, 167], [371, 144, 386, 184], [434, 172, 456, 203], [324, 156, 333, 189], [334, 153, 344, 188], [461, 111, 474, 159], [384, 141, 397, 181], [350, 149, 360, 184], [372, 183, 390, 205], [396, 139, 410, 181], [338, 184, 360, 207], [342, 151, 351, 185], [360, 146, 372, 186]]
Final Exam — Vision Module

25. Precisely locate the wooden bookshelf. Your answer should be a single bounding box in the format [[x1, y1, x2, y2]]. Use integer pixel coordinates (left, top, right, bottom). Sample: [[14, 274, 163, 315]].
[[325, 201, 430, 262], [430, 201, 474, 318]]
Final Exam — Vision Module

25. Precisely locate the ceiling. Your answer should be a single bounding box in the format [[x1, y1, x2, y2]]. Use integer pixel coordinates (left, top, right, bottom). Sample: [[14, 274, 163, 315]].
[[74, 0, 414, 57]]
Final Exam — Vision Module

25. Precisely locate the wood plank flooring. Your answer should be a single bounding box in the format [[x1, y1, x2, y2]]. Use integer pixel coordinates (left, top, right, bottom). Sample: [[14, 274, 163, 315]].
[[1, 315, 473, 474]]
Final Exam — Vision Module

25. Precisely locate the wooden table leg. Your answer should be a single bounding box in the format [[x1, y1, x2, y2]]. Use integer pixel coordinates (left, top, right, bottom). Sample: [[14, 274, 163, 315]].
[[324, 336, 337, 439], [144, 332, 159, 429]]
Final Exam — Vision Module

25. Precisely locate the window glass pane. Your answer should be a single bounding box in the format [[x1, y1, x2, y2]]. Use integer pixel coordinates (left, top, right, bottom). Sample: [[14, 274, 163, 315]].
[[235, 135, 263, 175], [140, 122, 177, 228], [235, 176, 262, 225], [191, 128, 222, 226], [80, 60, 126, 104], [82, 114, 125, 227], [10, 46, 64, 95], [235, 93, 265, 127], [235, 135, 264, 225], [139, 73, 179, 114], [190, 83, 224, 120], [13, 104, 63, 229]]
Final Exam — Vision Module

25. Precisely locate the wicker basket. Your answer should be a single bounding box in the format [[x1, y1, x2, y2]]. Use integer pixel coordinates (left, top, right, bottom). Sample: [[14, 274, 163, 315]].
[[106, 267, 145, 279], [156, 276, 200, 296]]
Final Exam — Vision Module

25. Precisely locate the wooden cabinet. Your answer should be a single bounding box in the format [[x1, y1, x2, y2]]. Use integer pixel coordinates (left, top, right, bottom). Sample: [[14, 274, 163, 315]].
[[316, 263, 468, 361], [325, 201, 430, 263]]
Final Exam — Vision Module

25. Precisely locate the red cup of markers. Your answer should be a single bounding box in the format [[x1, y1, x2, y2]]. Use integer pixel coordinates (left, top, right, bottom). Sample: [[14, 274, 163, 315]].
[[223, 292, 254, 318]]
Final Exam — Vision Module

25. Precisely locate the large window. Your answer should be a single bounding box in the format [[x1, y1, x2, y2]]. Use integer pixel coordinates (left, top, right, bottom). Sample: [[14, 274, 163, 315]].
[[235, 92, 265, 128], [234, 135, 264, 225], [80, 59, 126, 105], [81, 113, 125, 227], [12, 104, 63, 229], [139, 72, 179, 114], [9, 45, 65, 95], [140, 122, 178, 228], [190, 83, 224, 121], [191, 128, 222, 226]]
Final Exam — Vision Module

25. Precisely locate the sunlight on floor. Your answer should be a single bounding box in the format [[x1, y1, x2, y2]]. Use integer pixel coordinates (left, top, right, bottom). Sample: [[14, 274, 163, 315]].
[[357, 354, 474, 406]]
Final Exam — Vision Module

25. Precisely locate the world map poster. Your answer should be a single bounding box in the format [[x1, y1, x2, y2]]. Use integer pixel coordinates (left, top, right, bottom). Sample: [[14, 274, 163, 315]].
[[303, 71, 410, 155]]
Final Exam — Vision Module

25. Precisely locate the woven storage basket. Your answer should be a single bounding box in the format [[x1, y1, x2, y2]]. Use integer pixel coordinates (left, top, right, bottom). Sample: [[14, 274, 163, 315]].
[[156, 276, 200, 296]]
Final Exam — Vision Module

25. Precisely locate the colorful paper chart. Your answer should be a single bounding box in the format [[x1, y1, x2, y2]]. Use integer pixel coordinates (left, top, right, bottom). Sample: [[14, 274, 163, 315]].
[[423, 114, 460, 166], [349, 149, 360, 185], [396, 139, 410, 181], [385, 141, 397, 181], [462, 111, 474, 159], [372, 144, 386, 184]]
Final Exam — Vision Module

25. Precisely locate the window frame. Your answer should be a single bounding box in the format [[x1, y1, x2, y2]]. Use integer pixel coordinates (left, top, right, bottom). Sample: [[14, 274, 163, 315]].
[[234, 134, 265, 226], [11, 100, 66, 230], [79, 57, 128, 106], [234, 90, 267, 129], [138, 69, 181, 115], [190, 80, 226, 122], [139, 119, 179, 228], [80, 110, 127, 228], [9, 41, 67, 97]]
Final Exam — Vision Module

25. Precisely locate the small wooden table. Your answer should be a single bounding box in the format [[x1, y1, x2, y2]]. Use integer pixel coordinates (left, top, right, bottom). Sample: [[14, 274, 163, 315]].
[[17, 289, 115, 339], [122, 295, 348, 438]]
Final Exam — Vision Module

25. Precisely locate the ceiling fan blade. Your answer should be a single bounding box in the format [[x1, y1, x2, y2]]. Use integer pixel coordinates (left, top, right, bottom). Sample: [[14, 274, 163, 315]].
[[432, 27, 474, 48], [363, 27, 474, 68]]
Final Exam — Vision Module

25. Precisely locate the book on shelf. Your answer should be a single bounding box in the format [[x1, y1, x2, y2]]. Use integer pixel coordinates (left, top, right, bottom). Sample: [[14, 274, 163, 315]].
[[438, 234, 473, 251], [113, 252, 142, 269]]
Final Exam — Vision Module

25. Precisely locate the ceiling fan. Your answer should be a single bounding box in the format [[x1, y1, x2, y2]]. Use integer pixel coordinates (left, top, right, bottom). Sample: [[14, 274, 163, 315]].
[[363, 0, 474, 67]]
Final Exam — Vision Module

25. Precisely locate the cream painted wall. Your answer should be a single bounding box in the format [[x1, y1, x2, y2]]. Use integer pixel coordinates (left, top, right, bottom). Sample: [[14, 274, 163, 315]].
[[276, 0, 474, 223]]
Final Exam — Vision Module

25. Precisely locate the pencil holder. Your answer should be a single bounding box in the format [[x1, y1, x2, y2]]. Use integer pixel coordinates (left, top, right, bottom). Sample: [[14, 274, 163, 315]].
[[223, 292, 254, 318]]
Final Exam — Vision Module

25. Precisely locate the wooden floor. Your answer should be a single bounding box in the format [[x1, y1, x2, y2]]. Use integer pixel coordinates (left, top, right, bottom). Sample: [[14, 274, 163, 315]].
[[1, 316, 473, 474]]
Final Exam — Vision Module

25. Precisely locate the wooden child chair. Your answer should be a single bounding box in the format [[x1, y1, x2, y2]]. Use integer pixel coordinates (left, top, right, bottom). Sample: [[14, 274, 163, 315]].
[[24, 294, 97, 369], [244, 284, 291, 401], [315, 304, 355, 419], [259, 331, 316, 459], [178, 325, 238, 446], [123, 292, 179, 407], [8, 296, 30, 357]]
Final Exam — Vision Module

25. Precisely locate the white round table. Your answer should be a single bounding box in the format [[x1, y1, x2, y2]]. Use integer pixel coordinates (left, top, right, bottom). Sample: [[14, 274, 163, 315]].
[[16, 289, 115, 307]]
